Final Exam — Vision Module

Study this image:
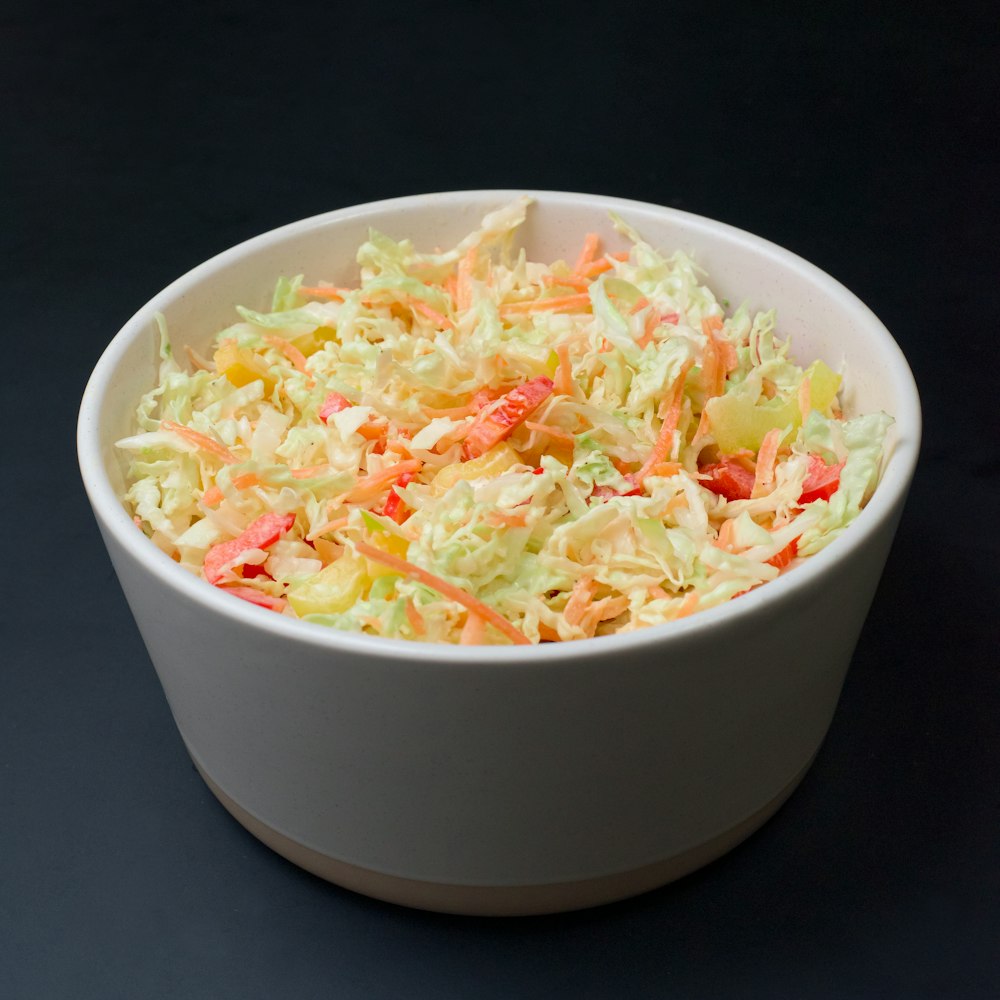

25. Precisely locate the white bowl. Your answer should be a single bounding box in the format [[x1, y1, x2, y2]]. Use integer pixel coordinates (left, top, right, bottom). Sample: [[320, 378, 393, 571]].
[[78, 190, 920, 915]]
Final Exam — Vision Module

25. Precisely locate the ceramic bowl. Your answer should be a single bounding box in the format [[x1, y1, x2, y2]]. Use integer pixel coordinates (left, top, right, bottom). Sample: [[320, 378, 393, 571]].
[[78, 190, 920, 915]]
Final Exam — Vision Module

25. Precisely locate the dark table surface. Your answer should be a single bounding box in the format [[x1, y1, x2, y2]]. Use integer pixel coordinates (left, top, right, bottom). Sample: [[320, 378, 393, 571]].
[[4, 2, 997, 997]]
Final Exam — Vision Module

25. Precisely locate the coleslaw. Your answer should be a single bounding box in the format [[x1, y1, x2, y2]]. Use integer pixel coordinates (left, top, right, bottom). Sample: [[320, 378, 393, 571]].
[[118, 198, 893, 645]]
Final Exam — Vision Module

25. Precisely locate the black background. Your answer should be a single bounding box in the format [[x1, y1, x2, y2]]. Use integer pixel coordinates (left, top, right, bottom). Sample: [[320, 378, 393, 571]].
[[3, 1, 998, 997]]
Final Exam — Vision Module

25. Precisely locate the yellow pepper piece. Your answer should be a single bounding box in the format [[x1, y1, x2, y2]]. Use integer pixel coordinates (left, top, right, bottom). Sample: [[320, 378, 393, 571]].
[[705, 360, 841, 453], [286, 552, 367, 617], [213, 341, 275, 392], [431, 442, 521, 495]]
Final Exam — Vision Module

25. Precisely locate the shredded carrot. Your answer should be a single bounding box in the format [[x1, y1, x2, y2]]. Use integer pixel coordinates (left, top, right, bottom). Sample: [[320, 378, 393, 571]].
[[306, 515, 350, 541], [299, 285, 347, 301], [524, 420, 575, 443], [629, 297, 650, 316], [715, 518, 736, 551], [442, 272, 458, 306], [573, 233, 600, 273], [751, 428, 783, 498], [354, 541, 530, 645], [691, 408, 712, 450], [674, 592, 700, 619], [610, 456, 634, 476], [647, 585, 671, 600], [637, 308, 659, 349], [554, 343, 574, 397], [184, 345, 212, 371], [579, 596, 630, 636], [798, 376, 812, 423], [161, 421, 237, 464], [410, 299, 454, 329], [202, 472, 262, 507], [564, 577, 597, 626], [537, 622, 561, 642], [455, 245, 477, 312], [460, 611, 485, 645], [500, 293, 592, 315], [579, 251, 629, 279], [405, 599, 426, 636], [264, 335, 310, 377], [291, 464, 332, 478], [357, 422, 389, 441], [488, 510, 528, 528], [647, 461, 682, 478], [633, 359, 694, 485], [543, 273, 589, 292], [336, 459, 423, 506]]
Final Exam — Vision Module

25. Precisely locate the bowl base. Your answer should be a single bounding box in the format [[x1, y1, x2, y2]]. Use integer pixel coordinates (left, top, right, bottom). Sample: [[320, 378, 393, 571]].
[[192, 757, 812, 916]]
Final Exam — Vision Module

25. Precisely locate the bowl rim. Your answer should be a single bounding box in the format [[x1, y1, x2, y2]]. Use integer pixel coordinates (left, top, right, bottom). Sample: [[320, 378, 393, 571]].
[[77, 188, 922, 665]]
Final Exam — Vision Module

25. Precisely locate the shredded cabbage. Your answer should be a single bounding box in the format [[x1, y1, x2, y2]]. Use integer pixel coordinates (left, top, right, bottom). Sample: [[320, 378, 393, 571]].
[[119, 199, 893, 644]]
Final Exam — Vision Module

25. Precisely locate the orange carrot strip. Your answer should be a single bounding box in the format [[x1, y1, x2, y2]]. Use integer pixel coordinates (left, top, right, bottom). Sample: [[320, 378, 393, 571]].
[[442, 272, 458, 305], [161, 421, 238, 464], [299, 285, 347, 301], [460, 611, 485, 645], [456, 246, 476, 311], [337, 459, 423, 506], [579, 596, 630, 636], [184, 345, 211, 371], [405, 599, 426, 636], [537, 622, 561, 642], [701, 316, 735, 398], [488, 511, 528, 528], [500, 293, 592, 315], [629, 296, 650, 316], [201, 472, 260, 507], [543, 273, 590, 291], [290, 464, 331, 478], [633, 360, 694, 486], [524, 421, 575, 444], [410, 299, 454, 329], [647, 585, 671, 600], [637, 308, 659, 349], [647, 461, 682, 478], [354, 541, 530, 645], [674, 592, 700, 620], [264, 335, 310, 376], [306, 515, 350, 541], [714, 518, 736, 551], [798, 376, 812, 423], [555, 343, 574, 397], [751, 428, 783, 498], [573, 233, 600, 273], [579, 251, 629, 278], [357, 422, 389, 441], [564, 577, 597, 626], [691, 408, 712, 450]]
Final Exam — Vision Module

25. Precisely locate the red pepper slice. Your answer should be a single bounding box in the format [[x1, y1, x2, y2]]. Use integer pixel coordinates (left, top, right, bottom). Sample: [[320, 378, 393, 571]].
[[219, 586, 287, 612], [203, 512, 296, 584], [319, 392, 353, 422], [699, 459, 756, 501], [799, 455, 845, 504], [766, 537, 799, 569], [462, 376, 554, 459], [380, 471, 417, 524]]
